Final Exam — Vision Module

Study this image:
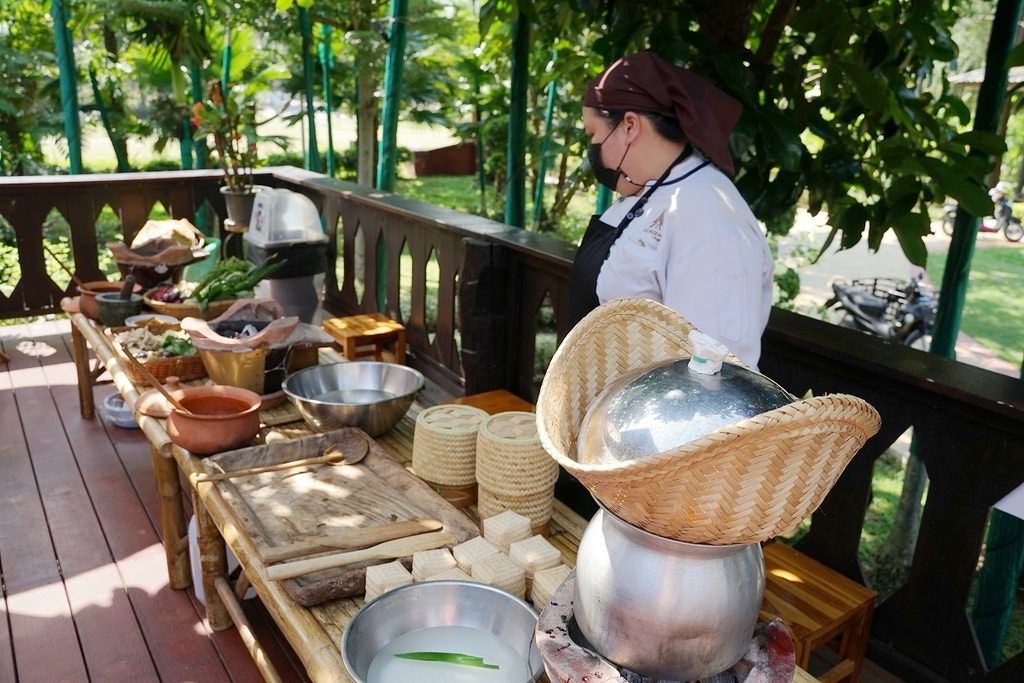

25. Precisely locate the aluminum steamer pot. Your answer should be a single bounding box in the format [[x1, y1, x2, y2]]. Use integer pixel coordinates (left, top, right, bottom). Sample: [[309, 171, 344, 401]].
[[574, 504, 765, 680]]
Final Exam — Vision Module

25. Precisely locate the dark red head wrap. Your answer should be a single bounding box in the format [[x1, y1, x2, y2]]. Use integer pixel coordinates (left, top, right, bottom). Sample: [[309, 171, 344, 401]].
[[583, 51, 742, 176]]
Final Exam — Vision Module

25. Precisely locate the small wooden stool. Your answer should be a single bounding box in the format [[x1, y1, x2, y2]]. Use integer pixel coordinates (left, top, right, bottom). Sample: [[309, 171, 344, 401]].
[[760, 542, 876, 683], [447, 389, 534, 415], [323, 313, 406, 363]]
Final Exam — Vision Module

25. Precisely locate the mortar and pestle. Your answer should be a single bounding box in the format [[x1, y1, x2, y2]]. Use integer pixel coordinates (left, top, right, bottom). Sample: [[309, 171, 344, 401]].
[[95, 275, 144, 327]]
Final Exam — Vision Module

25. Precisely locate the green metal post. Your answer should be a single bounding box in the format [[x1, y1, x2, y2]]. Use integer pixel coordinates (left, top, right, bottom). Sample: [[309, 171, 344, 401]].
[[932, 0, 1024, 359], [189, 59, 208, 170], [221, 26, 232, 94], [377, 0, 409, 192], [532, 77, 557, 229], [170, 64, 193, 170], [299, 7, 321, 172], [319, 25, 336, 178], [973, 510, 1024, 667], [596, 185, 612, 213], [51, 0, 82, 173], [504, 14, 529, 227]]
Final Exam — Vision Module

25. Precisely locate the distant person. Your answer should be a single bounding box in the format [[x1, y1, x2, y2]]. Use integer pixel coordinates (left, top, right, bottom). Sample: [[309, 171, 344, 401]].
[[567, 51, 772, 368]]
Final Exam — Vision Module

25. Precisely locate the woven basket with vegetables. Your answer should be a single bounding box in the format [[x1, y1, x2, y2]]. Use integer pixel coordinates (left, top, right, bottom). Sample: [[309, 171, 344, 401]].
[[107, 322, 207, 383], [144, 257, 285, 320]]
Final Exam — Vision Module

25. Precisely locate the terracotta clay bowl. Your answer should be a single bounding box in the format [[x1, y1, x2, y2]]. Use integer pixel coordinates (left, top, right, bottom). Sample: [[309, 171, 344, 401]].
[[77, 280, 143, 321], [165, 385, 262, 456]]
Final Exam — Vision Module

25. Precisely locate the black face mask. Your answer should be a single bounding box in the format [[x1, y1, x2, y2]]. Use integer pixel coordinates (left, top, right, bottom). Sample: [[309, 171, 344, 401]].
[[588, 123, 631, 191]]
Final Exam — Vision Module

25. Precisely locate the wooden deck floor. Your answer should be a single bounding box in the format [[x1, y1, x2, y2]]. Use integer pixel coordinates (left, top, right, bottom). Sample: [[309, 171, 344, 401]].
[[0, 317, 904, 683]]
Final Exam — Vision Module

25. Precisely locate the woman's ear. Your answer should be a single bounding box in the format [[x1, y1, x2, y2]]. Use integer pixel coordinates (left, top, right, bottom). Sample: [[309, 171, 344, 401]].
[[622, 111, 643, 142]]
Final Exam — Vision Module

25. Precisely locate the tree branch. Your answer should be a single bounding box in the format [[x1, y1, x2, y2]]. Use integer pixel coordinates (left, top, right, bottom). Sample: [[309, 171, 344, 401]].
[[756, 0, 799, 65]]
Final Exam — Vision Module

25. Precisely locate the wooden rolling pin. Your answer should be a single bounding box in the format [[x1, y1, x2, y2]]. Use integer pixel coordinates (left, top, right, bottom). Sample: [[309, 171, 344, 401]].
[[261, 519, 444, 564], [267, 530, 456, 581]]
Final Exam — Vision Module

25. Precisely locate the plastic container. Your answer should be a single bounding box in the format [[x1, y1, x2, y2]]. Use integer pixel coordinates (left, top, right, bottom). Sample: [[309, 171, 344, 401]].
[[101, 392, 139, 429]]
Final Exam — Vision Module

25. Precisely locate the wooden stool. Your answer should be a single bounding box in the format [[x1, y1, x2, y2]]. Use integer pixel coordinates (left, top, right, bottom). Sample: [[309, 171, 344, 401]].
[[760, 542, 876, 683], [323, 313, 406, 363], [447, 389, 534, 415]]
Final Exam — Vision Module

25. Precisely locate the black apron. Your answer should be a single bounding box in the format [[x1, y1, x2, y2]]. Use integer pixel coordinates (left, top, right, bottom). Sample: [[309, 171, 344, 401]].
[[558, 153, 709, 518], [566, 153, 709, 329]]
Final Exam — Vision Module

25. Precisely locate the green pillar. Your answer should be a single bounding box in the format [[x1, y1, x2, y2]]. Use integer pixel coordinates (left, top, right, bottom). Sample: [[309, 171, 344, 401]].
[[504, 14, 529, 227], [170, 63, 193, 170], [532, 76, 557, 229], [319, 25, 336, 178], [51, 0, 82, 173], [220, 26, 232, 95], [299, 7, 321, 172], [931, 0, 1024, 359], [596, 185, 612, 213], [189, 59, 208, 170], [377, 0, 409, 192], [972, 510, 1024, 666]]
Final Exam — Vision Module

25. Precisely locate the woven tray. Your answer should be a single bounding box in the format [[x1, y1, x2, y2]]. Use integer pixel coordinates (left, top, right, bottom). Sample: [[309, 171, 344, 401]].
[[535, 298, 881, 545], [106, 323, 207, 384], [142, 291, 236, 321]]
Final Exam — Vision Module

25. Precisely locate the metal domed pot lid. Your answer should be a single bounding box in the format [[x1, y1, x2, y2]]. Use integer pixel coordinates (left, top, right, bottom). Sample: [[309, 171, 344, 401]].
[[577, 332, 794, 466]]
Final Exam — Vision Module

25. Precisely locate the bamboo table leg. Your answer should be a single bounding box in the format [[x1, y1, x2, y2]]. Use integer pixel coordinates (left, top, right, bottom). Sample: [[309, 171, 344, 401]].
[[70, 322, 95, 419], [149, 444, 191, 589], [196, 497, 233, 631]]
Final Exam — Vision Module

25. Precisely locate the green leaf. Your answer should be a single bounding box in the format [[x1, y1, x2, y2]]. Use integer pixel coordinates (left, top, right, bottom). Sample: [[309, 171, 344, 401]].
[[275, 0, 294, 11], [838, 204, 868, 250], [950, 131, 1007, 156], [395, 652, 500, 670], [837, 61, 889, 112], [1006, 41, 1024, 68], [892, 213, 930, 267]]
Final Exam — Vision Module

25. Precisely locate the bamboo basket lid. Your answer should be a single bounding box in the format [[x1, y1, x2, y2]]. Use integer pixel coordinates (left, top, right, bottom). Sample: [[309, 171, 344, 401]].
[[535, 298, 881, 545]]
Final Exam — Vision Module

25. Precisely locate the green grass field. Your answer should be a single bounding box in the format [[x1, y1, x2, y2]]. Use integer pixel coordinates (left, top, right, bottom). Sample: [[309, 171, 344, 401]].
[[927, 247, 1024, 366]]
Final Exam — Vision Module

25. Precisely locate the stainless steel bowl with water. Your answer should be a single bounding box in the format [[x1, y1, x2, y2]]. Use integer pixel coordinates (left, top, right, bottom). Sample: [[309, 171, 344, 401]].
[[282, 361, 424, 437], [342, 580, 544, 683]]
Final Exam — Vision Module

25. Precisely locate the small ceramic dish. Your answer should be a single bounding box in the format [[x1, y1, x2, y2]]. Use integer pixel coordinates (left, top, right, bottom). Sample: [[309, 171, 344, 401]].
[[125, 313, 179, 327]]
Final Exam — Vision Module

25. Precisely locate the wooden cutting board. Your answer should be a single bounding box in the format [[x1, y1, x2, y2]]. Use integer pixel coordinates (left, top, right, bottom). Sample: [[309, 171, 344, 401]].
[[206, 428, 479, 606]]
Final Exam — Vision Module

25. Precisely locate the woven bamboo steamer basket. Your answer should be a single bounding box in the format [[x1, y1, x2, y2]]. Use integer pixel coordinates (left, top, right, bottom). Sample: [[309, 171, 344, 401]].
[[411, 404, 489, 487], [475, 411, 559, 494], [477, 485, 554, 535], [535, 297, 881, 545]]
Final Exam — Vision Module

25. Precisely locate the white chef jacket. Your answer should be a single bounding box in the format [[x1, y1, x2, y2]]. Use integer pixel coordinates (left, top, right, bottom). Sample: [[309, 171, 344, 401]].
[[595, 153, 773, 368]]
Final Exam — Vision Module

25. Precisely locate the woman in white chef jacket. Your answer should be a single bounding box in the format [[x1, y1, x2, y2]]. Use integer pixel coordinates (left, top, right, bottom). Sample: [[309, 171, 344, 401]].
[[567, 51, 773, 369]]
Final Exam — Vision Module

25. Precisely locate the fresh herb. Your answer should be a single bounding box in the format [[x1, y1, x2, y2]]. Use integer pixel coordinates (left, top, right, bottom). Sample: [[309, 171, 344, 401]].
[[394, 651, 500, 670], [191, 256, 286, 310], [159, 333, 196, 357]]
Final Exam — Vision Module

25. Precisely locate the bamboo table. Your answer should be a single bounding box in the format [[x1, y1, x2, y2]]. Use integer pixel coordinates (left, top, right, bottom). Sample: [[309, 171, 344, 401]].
[[67, 311, 818, 683]]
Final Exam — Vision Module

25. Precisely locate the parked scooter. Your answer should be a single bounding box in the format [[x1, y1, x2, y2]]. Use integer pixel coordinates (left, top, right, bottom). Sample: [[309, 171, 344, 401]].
[[942, 186, 1024, 242], [825, 276, 938, 350]]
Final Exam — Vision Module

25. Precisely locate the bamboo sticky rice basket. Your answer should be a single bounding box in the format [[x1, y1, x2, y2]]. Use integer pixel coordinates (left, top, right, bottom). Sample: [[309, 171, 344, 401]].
[[535, 298, 881, 545]]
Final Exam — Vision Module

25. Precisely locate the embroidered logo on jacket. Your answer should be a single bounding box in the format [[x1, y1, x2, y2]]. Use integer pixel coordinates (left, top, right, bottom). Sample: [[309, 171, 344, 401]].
[[642, 211, 666, 242]]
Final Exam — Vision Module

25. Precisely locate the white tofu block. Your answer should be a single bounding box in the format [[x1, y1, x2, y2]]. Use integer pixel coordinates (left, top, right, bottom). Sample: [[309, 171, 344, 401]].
[[363, 561, 413, 602], [472, 551, 526, 599], [482, 510, 532, 552], [530, 563, 571, 609], [411, 548, 458, 581], [452, 535, 500, 572], [423, 567, 477, 582], [508, 534, 562, 579]]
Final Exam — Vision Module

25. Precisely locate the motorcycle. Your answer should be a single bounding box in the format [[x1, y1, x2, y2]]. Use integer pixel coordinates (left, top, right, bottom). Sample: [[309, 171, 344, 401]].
[[825, 276, 938, 350], [942, 186, 1024, 242]]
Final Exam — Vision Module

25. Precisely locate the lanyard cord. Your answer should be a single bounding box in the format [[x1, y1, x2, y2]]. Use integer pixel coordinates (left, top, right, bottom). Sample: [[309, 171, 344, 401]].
[[613, 151, 709, 239]]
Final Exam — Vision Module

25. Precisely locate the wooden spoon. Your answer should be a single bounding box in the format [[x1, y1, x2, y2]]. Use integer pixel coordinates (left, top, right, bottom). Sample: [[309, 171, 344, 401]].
[[120, 351, 193, 415], [266, 530, 457, 581], [192, 441, 369, 483], [41, 242, 83, 287]]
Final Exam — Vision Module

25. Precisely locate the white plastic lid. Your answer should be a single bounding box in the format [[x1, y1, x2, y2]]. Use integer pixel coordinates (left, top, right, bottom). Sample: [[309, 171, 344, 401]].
[[687, 330, 729, 375], [244, 188, 327, 247]]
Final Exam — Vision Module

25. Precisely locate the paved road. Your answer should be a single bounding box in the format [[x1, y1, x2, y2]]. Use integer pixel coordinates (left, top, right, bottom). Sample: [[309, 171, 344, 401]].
[[779, 210, 1020, 378]]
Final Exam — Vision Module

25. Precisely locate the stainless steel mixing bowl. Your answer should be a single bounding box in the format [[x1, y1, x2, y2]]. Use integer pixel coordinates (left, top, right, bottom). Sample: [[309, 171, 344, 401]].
[[282, 361, 424, 436], [342, 580, 543, 682]]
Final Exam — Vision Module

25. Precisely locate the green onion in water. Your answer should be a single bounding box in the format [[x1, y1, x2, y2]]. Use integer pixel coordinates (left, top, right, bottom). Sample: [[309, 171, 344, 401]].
[[394, 651, 500, 670]]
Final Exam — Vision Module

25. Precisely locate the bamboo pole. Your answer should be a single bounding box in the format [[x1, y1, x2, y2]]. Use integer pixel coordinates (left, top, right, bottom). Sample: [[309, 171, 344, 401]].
[[150, 444, 192, 589], [197, 497, 232, 630], [213, 576, 284, 682]]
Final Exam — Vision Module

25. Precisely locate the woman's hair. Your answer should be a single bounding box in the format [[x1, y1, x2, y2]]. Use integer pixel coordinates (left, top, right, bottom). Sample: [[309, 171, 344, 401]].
[[597, 108, 687, 143]]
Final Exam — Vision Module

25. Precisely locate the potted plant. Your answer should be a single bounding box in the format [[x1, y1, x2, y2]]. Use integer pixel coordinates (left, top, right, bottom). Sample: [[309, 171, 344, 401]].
[[192, 81, 264, 227]]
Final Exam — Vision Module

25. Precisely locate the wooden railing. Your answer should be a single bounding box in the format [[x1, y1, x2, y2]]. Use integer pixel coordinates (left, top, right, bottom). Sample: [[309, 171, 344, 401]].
[[3, 168, 1023, 682]]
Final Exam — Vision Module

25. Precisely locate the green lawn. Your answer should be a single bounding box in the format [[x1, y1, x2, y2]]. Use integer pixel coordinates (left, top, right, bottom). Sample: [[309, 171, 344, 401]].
[[927, 247, 1024, 366]]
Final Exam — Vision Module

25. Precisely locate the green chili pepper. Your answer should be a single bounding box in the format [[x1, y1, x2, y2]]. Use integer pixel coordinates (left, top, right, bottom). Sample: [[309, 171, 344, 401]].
[[393, 651, 500, 670]]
